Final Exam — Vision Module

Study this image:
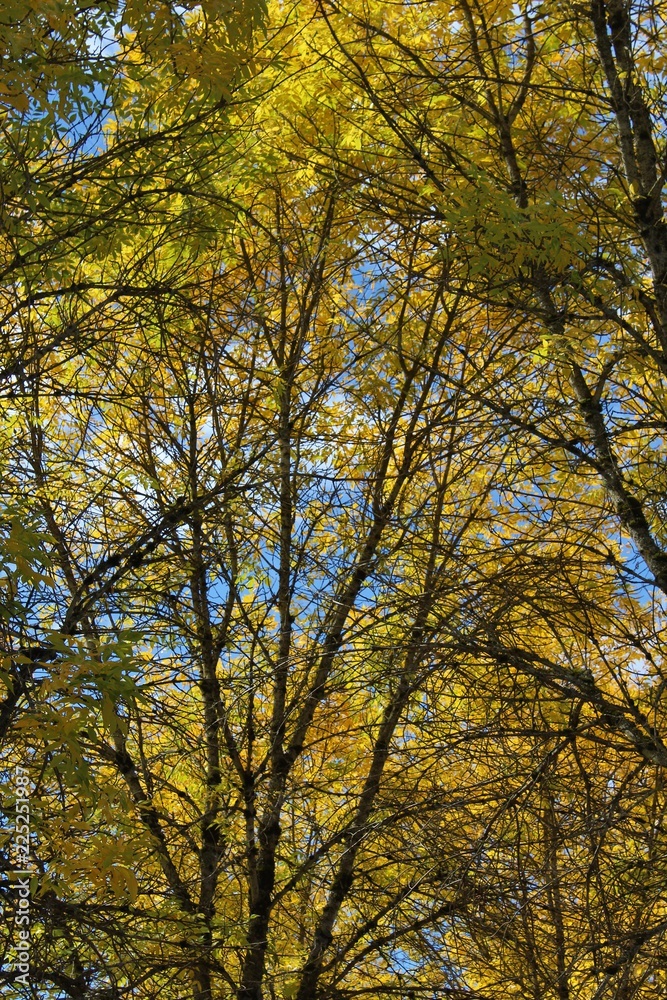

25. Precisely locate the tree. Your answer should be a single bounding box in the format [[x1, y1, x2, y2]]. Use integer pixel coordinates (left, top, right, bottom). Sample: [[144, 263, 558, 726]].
[[2, 2, 667, 999]]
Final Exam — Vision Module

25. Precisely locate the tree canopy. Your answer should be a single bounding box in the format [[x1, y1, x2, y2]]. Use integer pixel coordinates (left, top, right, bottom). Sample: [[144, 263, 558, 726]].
[[2, 2, 667, 998]]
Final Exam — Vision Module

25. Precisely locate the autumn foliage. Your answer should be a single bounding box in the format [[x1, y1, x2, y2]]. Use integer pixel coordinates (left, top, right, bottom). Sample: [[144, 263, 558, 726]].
[[1, 2, 667, 998]]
